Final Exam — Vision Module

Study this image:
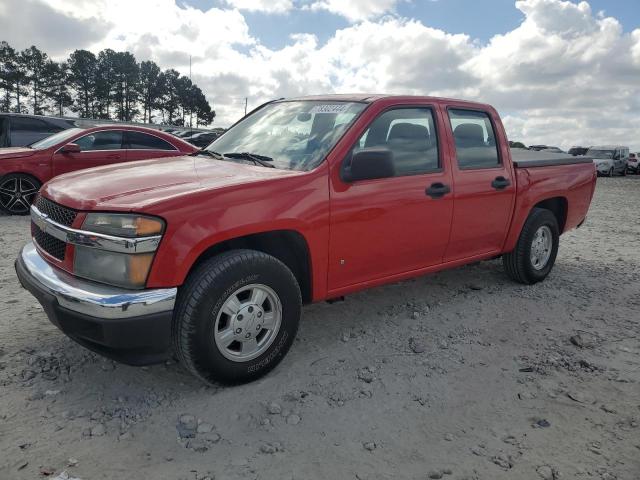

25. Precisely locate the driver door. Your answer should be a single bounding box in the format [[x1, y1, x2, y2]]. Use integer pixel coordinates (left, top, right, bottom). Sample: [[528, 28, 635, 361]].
[[53, 130, 126, 177], [328, 106, 454, 291]]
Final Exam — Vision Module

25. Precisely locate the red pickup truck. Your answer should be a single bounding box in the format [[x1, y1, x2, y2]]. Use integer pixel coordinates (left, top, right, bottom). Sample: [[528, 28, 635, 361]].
[[15, 95, 596, 384]]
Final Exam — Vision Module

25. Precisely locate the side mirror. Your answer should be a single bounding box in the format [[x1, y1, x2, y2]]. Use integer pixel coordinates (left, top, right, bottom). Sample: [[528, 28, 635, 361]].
[[343, 148, 395, 182], [60, 143, 81, 154]]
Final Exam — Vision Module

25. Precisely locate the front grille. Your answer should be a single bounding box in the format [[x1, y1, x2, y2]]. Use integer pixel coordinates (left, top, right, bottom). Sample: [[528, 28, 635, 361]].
[[34, 196, 77, 227], [33, 224, 67, 261]]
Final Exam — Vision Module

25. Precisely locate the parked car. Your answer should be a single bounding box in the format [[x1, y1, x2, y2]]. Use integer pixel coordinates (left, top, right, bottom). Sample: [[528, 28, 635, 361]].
[[0, 125, 198, 214], [568, 146, 589, 156], [183, 131, 220, 148], [627, 152, 639, 174], [15, 94, 596, 384], [0, 113, 78, 147], [541, 147, 564, 154], [529, 145, 548, 151], [587, 145, 629, 176]]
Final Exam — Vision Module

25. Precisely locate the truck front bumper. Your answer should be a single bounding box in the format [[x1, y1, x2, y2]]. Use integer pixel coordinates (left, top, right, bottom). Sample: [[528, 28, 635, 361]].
[[15, 242, 177, 365]]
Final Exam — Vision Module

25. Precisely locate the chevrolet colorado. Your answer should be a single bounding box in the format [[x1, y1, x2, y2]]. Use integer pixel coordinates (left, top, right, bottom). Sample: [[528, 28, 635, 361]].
[[15, 95, 597, 384]]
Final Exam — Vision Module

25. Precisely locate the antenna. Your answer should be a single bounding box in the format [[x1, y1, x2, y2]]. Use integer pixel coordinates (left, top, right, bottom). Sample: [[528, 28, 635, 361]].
[[189, 55, 193, 135]]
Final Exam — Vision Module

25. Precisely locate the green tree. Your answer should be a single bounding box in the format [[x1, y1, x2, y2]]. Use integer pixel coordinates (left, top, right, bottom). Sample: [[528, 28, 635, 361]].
[[0, 41, 17, 111], [43, 61, 72, 116], [137, 60, 162, 123], [112, 51, 139, 121], [68, 49, 97, 117], [94, 49, 117, 119], [158, 69, 181, 125], [191, 85, 215, 126], [20, 46, 49, 114], [0, 42, 27, 113]]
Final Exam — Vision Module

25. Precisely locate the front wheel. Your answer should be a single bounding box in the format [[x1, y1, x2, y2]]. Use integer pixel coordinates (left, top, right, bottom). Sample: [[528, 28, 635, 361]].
[[172, 250, 301, 385], [503, 208, 560, 284], [0, 173, 41, 215]]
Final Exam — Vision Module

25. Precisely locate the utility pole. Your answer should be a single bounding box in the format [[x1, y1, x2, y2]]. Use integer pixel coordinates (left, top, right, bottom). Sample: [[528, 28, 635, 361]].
[[189, 56, 193, 132], [244, 97, 247, 116]]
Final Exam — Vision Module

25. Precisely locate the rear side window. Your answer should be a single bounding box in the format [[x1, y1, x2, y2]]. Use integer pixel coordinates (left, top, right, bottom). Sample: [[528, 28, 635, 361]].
[[10, 117, 53, 133], [75, 131, 123, 151], [126, 131, 176, 150], [353, 107, 439, 176], [448, 109, 500, 169]]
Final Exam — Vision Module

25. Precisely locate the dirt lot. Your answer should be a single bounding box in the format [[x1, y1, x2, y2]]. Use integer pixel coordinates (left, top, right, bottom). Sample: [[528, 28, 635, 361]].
[[0, 177, 639, 480]]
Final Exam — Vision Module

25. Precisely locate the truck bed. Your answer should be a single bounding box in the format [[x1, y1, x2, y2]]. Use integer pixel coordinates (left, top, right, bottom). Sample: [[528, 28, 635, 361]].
[[510, 149, 593, 168]]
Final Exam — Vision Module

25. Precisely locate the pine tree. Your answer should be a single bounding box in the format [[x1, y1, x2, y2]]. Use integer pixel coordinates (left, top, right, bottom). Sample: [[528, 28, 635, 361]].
[[42, 61, 72, 116], [68, 49, 97, 118], [20, 46, 48, 115], [138, 60, 162, 123]]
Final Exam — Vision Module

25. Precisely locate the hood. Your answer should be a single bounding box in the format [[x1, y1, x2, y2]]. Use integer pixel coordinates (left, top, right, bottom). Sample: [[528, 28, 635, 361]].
[[41, 155, 303, 211], [0, 147, 37, 159]]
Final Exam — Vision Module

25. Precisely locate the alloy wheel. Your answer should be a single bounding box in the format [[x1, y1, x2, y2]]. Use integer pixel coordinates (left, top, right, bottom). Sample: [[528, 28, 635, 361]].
[[0, 176, 39, 214]]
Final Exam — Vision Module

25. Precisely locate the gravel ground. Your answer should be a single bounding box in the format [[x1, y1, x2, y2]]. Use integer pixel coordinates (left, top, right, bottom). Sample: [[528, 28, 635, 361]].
[[1, 176, 639, 480]]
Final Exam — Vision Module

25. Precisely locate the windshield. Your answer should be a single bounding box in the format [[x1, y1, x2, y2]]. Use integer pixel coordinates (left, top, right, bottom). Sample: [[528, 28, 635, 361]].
[[207, 101, 367, 171], [587, 149, 614, 159], [30, 128, 83, 150]]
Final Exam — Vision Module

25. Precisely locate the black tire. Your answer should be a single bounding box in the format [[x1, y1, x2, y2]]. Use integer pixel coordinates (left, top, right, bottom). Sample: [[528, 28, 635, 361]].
[[172, 249, 301, 385], [503, 208, 560, 285], [621, 167, 627, 176], [0, 173, 41, 215]]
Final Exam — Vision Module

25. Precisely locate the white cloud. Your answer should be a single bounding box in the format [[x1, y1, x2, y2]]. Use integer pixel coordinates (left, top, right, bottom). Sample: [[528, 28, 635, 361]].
[[1, 0, 639, 150], [307, 0, 403, 22], [223, 0, 294, 14]]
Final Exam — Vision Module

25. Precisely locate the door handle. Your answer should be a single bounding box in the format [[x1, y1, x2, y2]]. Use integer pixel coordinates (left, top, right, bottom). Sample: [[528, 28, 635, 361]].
[[425, 182, 451, 199], [106, 154, 121, 159], [491, 176, 511, 190]]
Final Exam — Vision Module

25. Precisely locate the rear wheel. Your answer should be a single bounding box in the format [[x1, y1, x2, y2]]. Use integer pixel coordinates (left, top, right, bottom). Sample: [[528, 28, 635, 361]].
[[172, 249, 301, 385], [503, 208, 559, 285], [0, 173, 41, 215]]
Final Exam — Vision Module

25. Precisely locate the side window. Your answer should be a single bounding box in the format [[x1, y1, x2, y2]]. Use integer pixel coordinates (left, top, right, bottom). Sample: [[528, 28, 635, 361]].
[[126, 131, 176, 151], [10, 117, 51, 133], [75, 131, 123, 151], [449, 109, 500, 169], [352, 107, 439, 176]]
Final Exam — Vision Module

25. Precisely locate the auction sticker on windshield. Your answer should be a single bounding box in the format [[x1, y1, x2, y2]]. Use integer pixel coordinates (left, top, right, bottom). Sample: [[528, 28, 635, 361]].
[[309, 104, 350, 114]]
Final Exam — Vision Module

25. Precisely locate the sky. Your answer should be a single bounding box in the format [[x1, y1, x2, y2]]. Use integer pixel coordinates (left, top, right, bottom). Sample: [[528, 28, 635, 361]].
[[1, 0, 639, 150]]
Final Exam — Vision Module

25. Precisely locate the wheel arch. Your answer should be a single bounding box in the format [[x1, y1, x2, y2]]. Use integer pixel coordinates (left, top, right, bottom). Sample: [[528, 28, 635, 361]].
[[184, 229, 313, 304], [532, 196, 568, 233]]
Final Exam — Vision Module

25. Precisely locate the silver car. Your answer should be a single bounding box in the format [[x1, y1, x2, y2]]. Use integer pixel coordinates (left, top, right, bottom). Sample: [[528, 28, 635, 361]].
[[587, 145, 629, 176]]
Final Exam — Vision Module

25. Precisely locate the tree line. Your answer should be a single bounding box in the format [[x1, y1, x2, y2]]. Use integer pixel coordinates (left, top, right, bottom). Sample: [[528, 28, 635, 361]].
[[0, 41, 215, 127]]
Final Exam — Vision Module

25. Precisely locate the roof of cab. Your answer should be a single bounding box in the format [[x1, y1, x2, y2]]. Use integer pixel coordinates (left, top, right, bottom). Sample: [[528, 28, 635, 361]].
[[282, 94, 494, 109]]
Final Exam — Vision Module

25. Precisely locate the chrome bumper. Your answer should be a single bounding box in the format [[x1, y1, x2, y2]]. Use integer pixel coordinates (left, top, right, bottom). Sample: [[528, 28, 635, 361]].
[[18, 242, 177, 320]]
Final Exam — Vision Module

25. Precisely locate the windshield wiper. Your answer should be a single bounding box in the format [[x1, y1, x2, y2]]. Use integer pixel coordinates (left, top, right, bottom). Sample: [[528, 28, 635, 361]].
[[223, 152, 275, 168], [190, 149, 225, 160]]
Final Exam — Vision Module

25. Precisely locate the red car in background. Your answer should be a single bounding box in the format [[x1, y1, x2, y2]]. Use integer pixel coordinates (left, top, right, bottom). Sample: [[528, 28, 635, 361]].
[[0, 125, 198, 215]]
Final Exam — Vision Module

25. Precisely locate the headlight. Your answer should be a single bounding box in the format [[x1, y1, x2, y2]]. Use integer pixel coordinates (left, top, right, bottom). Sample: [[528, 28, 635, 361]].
[[83, 213, 164, 237], [74, 213, 165, 289]]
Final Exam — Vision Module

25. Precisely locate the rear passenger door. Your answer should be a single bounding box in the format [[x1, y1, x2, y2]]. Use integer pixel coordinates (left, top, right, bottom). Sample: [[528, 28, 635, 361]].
[[124, 130, 180, 161], [443, 107, 516, 262]]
